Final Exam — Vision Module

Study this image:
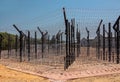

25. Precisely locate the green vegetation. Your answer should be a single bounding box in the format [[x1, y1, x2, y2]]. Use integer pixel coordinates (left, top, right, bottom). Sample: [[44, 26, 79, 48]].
[[0, 32, 65, 50], [0, 32, 15, 50]]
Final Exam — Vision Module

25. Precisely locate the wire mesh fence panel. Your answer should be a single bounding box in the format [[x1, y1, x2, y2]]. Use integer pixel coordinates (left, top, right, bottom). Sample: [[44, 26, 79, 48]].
[[62, 8, 120, 70], [0, 8, 120, 70]]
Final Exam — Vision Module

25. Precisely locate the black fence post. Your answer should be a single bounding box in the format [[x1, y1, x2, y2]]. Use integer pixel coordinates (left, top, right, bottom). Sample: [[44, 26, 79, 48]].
[[108, 23, 112, 62], [100, 51, 102, 60], [65, 20, 69, 70], [70, 20, 72, 63], [15, 35, 18, 57], [13, 24, 24, 62], [116, 30, 120, 64], [63, 8, 76, 70], [20, 31, 23, 62], [68, 22, 71, 66], [96, 20, 103, 59], [106, 51, 108, 61], [48, 35, 50, 53], [60, 32, 63, 55], [69, 22, 71, 64], [63, 7, 69, 70], [42, 34, 44, 57], [35, 31, 37, 59], [116, 31, 119, 64], [114, 31, 117, 55], [0, 34, 3, 59], [28, 31, 30, 61], [23, 35, 26, 57], [86, 27, 90, 56], [37, 27, 48, 58], [113, 16, 120, 64], [103, 24, 105, 60]]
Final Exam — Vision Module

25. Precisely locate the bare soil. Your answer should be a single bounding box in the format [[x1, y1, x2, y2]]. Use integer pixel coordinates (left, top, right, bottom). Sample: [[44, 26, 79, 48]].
[[0, 47, 120, 82]]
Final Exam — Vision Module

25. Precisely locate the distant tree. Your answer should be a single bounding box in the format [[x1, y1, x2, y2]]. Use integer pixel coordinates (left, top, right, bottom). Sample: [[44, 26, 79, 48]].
[[0, 32, 15, 50]]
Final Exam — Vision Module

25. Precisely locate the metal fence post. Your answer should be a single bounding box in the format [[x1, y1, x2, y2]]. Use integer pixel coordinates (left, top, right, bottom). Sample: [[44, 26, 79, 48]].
[[13, 24, 25, 62], [103, 24, 105, 60], [28, 31, 30, 61], [108, 23, 112, 62], [48, 35, 50, 53], [35, 31, 37, 59], [0, 34, 3, 59], [15, 35, 18, 57], [113, 16, 120, 64], [96, 20, 103, 59], [86, 27, 90, 56], [20, 31, 23, 62]]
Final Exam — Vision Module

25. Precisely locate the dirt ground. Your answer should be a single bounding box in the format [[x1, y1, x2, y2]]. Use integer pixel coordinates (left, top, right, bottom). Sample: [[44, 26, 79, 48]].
[[1, 63, 120, 82], [67, 74, 120, 82], [0, 64, 49, 82], [0, 47, 120, 82]]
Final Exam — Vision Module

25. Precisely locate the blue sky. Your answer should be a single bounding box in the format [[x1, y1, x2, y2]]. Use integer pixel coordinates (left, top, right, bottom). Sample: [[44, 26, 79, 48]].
[[0, 0, 120, 38]]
